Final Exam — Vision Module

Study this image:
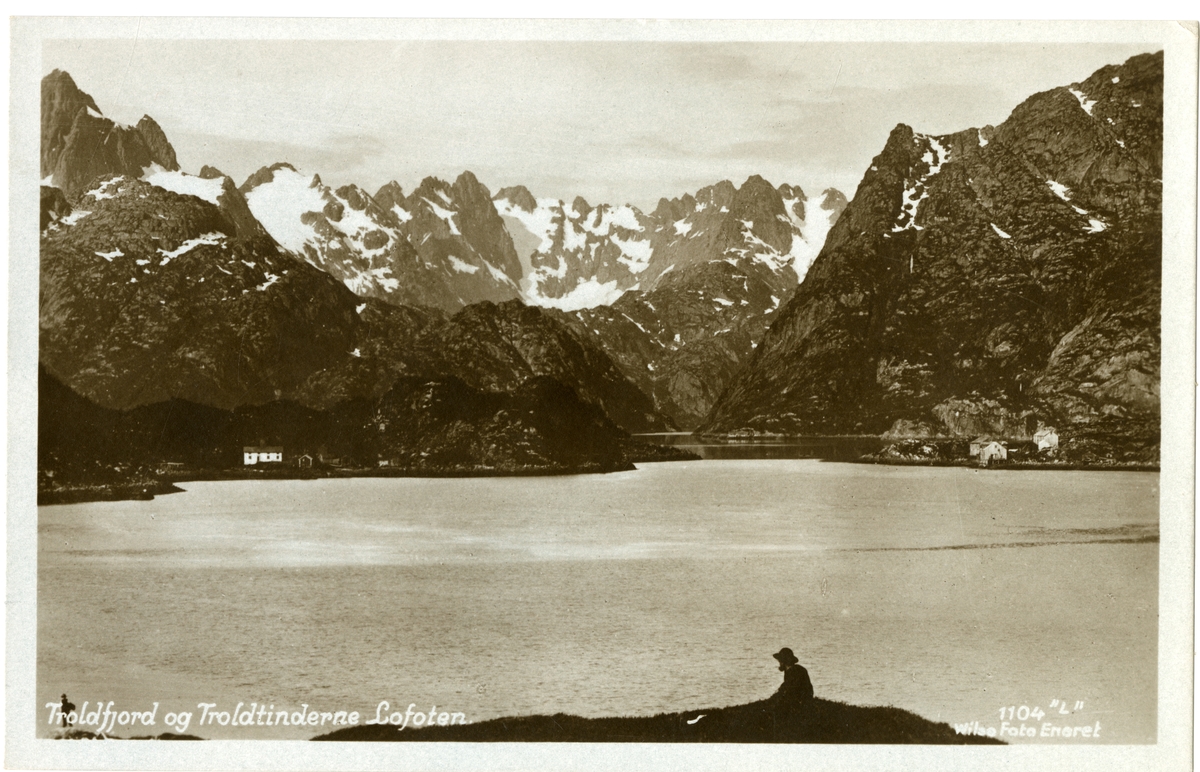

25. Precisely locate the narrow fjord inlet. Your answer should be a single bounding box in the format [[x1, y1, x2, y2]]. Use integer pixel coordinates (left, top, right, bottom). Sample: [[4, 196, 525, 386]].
[[37, 42, 1161, 745]]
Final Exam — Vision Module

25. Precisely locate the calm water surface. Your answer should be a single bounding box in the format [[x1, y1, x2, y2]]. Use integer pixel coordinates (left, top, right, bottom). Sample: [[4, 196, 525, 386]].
[[38, 459, 1157, 742]]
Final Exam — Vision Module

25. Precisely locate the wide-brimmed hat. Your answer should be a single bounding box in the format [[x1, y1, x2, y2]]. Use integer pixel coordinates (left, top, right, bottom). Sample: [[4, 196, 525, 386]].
[[773, 647, 799, 666]]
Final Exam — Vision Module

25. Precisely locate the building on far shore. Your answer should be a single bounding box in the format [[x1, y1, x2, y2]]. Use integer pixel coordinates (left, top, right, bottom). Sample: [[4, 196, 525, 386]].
[[978, 441, 1008, 467], [1034, 427, 1060, 452], [969, 436, 1009, 466], [968, 436, 994, 458], [243, 446, 284, 465]]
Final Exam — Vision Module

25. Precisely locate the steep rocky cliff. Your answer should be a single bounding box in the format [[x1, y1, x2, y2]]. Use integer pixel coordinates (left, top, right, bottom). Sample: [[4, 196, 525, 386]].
[[700, 52, 1162, 452], [41, 70, 180, 199]]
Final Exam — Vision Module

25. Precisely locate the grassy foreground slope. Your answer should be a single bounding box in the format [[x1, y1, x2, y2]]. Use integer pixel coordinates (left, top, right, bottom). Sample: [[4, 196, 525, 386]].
[[313, 697, 1004, 744]]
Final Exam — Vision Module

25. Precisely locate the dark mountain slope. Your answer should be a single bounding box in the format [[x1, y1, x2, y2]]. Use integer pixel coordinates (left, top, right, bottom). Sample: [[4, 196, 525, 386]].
[[700, 51, 1161, 450], [429, 301, 671, 433], [39, 174, 364, 410], [562, 256, 786, 428]]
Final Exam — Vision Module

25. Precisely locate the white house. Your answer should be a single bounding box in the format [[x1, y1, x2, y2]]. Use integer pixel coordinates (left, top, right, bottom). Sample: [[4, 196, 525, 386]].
[[978, 441, 1008, 467], [1034, 427, 1060, 451], [243, 446, 284, 465], [968, 436, 994, 457]]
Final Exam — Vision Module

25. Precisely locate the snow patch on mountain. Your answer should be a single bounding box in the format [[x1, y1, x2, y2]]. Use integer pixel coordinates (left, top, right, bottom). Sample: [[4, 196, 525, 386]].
[[369, 268, 399, 292], [86, 176, 125, 201], [494, 196, 559, 253], [483, 259, 518, 287], [244, 167, 327, 251], [256, 273, 281, 292], [158, 232, 224, 259], [893, 134, 951, 234], [144, 168, 224, 206], [1068, 87, 1097, 116], [611, 234, 652, 274], [534, 277, 625, 311], [1046, 180, 1072, 201], [448, 255, 479, 274], [422, 197, 462, 236], [781, 192, 839, 282]]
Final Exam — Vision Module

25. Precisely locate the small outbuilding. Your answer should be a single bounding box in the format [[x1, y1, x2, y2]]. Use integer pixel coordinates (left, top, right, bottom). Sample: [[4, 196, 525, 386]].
[[296, 454, 314, 468]]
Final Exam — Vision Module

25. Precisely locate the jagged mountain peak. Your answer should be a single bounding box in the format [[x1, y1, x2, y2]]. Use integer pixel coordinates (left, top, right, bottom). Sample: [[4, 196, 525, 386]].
[[239, 164, 522, 312], [41, 69, 101, 121], [820, 188, 848, 211], [239, 162, 301, 193], [493, 185, 537, 212], [739, 174, 777, 194], [41, 69, 180, 198], [335, 183, 371, 212], [454, 169, 486, 189], [375, 180, 405, 206], [414, 175, 452, 195], [570, 196, 593, 219], [777, 183, 807, 202]]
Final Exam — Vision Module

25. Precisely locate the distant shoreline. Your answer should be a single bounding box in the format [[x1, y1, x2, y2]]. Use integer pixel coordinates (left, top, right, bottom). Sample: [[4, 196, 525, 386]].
[[846, 458, 1160, 472], [38, 466, 632, 506], [38, 449, 1157, 506], [37, 444, 700, 506]]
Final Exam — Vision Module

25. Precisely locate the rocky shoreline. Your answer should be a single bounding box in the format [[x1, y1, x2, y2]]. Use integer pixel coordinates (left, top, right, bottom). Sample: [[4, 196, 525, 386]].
[[861, 435, 1158, 470]]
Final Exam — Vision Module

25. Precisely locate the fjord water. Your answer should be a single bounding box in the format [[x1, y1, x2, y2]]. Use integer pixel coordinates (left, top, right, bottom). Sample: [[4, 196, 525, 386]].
[[38, 459, 1157, 742]]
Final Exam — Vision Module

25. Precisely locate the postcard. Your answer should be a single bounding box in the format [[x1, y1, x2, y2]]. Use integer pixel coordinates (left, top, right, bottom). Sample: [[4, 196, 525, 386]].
[[7, 16, 1196, 771]]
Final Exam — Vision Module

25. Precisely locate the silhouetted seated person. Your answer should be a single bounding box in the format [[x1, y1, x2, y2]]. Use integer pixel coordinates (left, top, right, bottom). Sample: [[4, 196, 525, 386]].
[[769, 647, 813, 710]]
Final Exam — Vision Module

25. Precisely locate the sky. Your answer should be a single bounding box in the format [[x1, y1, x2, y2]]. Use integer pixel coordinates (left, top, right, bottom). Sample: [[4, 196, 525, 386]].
[[42, 39, 1159, 211]]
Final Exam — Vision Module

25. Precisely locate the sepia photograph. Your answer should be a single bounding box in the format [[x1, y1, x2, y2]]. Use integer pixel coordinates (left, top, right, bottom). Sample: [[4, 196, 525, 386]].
[[7, 16, 1196, 771]]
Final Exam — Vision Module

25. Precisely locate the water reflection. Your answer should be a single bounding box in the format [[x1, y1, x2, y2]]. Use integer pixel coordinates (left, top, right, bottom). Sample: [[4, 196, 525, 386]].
[[638, 434, 888, 461]]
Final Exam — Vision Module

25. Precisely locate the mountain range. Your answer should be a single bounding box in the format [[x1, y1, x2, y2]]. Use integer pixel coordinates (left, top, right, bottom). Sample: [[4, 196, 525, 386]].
[[38, 53, 1162, 476], [39, 68, 845, 434]]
